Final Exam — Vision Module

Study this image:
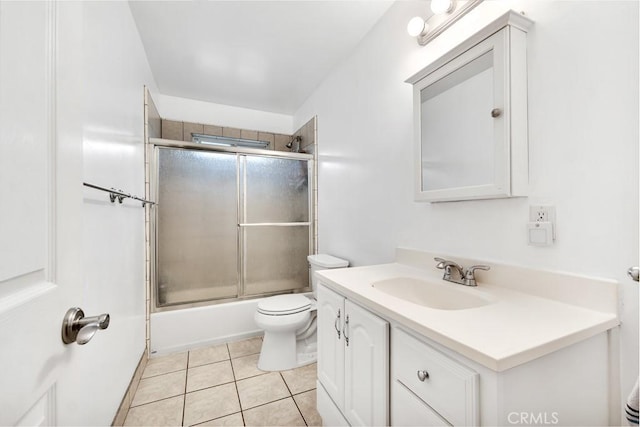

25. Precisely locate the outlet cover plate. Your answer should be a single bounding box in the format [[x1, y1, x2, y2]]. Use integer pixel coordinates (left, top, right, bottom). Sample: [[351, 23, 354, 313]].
[[529, 205, 554, 222], [529, 205, 556, 241]]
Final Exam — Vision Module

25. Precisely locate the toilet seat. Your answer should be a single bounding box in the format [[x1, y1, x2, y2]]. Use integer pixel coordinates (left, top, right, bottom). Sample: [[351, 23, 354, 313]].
[[257, 294, 311, 316]]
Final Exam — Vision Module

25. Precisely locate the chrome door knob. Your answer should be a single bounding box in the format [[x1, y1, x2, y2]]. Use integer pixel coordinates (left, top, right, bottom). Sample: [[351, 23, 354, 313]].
[[417, 370, 429, 382], [61, 307, 110, 345], [628, 267, 639, 282]]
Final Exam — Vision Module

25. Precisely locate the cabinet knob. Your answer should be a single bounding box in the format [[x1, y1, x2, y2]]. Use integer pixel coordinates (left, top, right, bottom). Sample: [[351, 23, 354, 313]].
[[491, 108, 502, 118], [417, 370, 429, 382]]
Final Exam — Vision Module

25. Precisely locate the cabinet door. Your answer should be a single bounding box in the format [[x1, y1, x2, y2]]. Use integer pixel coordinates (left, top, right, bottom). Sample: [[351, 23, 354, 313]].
[[317, 284, 345, 408], [344, 300, 389, 426], [391, 380, 451, 426], [407, 12, 533, 202]]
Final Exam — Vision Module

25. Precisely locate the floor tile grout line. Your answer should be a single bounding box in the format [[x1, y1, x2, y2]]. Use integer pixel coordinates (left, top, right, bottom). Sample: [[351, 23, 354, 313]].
[[279, 371, 308, 426], [186, 378, 237, 395], [291, 388, 316, 397], [128, 393, 185, 410], [188, 357, 233, 370], [242, 395, 297, 413], [292, 396, 310, 427], [191, 411, 244, 427], [227, 343, 247, 426], [141, 366, 187, 380], [238, 390, 247, 425], [235, 372, 268, 382], [279, 371, 293, 397], [182, 351, 190, 426], [227, 343, 245, 425]]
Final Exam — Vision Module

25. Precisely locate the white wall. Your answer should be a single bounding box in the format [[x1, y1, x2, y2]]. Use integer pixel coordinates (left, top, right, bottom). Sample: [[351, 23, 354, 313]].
[[294, 0, 639, 416], [156, 93, 293, 134], [68, 2, 158, 424]]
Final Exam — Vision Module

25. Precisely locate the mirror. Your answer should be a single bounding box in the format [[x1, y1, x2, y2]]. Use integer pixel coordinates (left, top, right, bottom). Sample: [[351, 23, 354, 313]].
[[420, 51, 494, 192], [406, 11, 533, 202]]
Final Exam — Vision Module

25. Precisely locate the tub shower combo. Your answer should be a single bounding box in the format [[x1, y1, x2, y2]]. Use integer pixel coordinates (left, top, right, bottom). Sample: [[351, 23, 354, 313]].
[[149, 136, 314, 354]]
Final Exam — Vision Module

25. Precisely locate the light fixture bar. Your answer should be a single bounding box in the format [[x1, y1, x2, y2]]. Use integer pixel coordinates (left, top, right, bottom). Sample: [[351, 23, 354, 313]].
[[192, 133, 270, 149], [414, 0, 484, 46]]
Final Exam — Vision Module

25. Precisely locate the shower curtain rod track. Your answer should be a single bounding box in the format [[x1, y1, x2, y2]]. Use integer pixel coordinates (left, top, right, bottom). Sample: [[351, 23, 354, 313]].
[[83, 182, 157, 207]]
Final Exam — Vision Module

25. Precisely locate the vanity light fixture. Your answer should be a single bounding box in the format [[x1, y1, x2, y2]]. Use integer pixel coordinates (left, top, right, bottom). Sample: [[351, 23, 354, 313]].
[[430, 0, 454, 15], [408, 0, 483, 46], [407, 16, 428, 37]]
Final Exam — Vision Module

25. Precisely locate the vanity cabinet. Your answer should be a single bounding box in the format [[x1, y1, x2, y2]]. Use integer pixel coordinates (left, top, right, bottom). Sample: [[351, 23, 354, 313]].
[[316, 284, 611, 426], [315, 250, 617, 426], [317, 284, 389, 426], [391, 328, 479, 426]]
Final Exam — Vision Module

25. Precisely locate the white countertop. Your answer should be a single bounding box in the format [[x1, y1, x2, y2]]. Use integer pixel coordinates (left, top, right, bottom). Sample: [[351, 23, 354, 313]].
[[316, 259, 619, 372]]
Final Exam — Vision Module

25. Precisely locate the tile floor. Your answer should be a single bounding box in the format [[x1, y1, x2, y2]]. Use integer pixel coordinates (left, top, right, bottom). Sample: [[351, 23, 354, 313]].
[[122, 337, 322, 426]]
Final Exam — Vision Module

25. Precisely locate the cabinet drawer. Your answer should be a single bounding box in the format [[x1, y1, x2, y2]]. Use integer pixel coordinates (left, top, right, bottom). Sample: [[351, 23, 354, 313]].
[[392, 328, 478, 426], [391, 380, 451, 426]]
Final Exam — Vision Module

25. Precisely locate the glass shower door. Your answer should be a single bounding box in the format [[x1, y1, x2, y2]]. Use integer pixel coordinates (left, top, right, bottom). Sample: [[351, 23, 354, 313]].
[[156, 148, 238, 306], [241, 155, 311, 296]]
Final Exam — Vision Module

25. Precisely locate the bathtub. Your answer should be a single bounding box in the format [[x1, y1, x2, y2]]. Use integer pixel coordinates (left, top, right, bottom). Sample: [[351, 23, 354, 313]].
[[149, 298, 263, 355]]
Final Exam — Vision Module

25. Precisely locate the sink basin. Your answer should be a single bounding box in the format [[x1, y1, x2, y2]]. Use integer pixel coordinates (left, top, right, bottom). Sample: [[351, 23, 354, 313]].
[[371, 277, 493, 310]]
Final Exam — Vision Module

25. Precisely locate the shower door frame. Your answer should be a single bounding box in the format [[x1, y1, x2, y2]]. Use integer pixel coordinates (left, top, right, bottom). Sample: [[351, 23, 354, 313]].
[[149, 138, 314, 313]]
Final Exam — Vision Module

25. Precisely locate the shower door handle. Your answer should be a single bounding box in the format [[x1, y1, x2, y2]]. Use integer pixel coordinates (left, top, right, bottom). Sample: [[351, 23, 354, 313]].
[[334, 309, 341, 339]]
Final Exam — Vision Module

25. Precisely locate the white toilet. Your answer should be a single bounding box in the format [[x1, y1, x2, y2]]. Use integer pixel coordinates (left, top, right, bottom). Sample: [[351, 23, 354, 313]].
[[255, 254, 349, 371]]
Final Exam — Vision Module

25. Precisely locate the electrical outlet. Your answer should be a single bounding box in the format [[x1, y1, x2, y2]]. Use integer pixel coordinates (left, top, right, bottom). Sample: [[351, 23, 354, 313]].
[[530, 206, 549, 222], [528, 205, 556, 243]]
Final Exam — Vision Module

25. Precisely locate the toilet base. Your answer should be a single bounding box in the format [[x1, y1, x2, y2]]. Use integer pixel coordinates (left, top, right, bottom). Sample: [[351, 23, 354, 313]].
[[296, 350, 317, 367], [257, 333, 317, 371]]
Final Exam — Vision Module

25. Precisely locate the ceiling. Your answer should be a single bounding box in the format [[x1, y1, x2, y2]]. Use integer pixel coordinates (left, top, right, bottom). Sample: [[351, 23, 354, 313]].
[[129, 1, 394, 115]]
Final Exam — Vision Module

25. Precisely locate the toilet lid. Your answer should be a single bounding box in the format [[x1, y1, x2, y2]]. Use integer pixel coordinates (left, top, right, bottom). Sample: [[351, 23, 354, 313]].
[[257, 295, 311, 315]]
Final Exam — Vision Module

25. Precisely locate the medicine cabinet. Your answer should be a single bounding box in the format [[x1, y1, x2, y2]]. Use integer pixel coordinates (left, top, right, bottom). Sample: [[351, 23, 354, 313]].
[[406, 11, 533, 202]]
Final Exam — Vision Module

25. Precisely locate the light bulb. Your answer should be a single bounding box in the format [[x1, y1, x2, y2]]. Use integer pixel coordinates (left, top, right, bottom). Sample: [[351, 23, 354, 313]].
[[407, 16, 427, 37], [430, 0, 454, 15]]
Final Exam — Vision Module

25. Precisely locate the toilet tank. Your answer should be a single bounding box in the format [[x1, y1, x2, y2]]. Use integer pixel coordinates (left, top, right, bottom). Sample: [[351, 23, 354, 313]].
[[307, 254, 349, 294]]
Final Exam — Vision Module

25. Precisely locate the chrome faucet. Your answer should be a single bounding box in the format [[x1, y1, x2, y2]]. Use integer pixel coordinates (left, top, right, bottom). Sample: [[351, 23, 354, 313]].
[[434, 257, 465, 281], [434, 257, 490, 287]]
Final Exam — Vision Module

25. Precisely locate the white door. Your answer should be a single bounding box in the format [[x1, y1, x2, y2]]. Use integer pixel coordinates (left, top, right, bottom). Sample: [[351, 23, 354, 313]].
[[344, 300, 389, 426], [0, 2, 90, 424], [317, 284, 346, 408]]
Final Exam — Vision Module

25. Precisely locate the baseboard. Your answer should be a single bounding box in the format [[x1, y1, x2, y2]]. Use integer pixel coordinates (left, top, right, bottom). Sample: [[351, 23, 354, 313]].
[[111, 347, 149, 426], [150, 330, 263, 357]]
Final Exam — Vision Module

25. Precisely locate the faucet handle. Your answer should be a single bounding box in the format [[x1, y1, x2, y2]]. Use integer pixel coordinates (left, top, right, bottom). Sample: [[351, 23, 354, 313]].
[[464, 265, 490, 278], [434, 257, 462, 269], [434, 257, 464, 279]]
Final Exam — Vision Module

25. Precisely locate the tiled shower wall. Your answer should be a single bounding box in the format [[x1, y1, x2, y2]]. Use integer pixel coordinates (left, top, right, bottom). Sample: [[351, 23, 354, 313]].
[[292, 118, 319, 257], [161, 118, 314, 154]]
